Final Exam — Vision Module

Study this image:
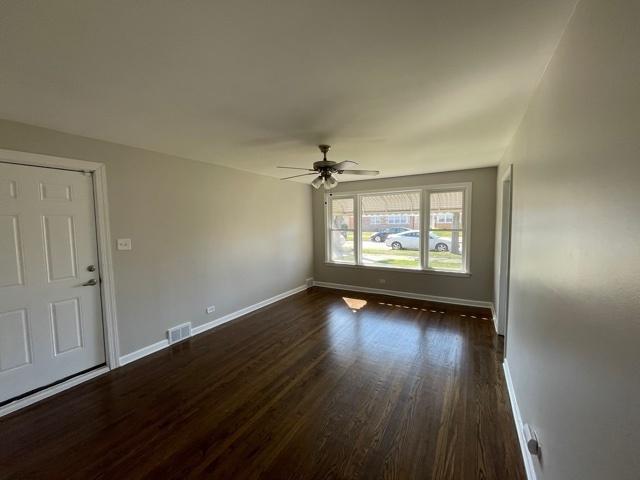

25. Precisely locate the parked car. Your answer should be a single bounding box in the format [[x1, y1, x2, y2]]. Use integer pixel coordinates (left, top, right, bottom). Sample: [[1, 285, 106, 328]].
[[385, 230, 451, 251], [369, 227, 410, 242]]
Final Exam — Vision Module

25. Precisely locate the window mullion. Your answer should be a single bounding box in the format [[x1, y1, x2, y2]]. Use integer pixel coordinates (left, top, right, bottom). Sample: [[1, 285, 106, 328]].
[[325, 194, 331, 263], [423, 188, 429, 270], [355, 195, 362, 265]]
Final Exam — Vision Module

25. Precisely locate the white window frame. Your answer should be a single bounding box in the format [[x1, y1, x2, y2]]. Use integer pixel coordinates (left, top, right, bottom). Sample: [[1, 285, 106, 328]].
[[423, 183, 472, 274], [325, 194, 357, 265], [325, 182, 471, 276]]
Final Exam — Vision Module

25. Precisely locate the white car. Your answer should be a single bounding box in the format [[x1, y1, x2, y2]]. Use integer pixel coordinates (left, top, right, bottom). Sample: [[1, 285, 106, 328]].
[[385, 230, 451, 251]]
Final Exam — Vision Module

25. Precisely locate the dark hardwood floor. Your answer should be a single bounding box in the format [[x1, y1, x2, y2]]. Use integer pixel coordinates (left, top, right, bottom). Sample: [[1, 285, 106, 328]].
[[0, 287, 525, 479]]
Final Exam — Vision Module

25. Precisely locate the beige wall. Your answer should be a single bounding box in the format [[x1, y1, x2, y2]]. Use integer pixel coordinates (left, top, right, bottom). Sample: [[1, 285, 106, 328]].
[[494, 1, 640, 479], [313, 167, 496, 302], [0, 120, 313, 356]]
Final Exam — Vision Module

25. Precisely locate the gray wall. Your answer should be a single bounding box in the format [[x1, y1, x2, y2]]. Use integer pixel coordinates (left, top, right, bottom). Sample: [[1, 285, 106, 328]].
[[0, 120, 314, 356], [313, 167, 496, 302], [494, 1, 640, 479]]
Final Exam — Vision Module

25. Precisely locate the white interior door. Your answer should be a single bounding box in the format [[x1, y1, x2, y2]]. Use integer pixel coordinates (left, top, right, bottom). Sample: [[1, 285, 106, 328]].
[[0, 162, 105, 404]]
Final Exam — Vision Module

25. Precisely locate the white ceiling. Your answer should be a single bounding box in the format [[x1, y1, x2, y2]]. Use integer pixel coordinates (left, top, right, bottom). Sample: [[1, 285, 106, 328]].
[[0, 1, 577, 182]]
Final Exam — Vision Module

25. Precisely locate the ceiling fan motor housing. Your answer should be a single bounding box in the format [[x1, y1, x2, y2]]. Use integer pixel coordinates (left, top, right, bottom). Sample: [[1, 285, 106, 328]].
[[313, 160, 337, 176]]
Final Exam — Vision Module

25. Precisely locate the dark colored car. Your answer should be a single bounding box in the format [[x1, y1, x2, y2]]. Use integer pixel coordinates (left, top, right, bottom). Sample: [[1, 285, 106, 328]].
[[369, 227, 411, 242]]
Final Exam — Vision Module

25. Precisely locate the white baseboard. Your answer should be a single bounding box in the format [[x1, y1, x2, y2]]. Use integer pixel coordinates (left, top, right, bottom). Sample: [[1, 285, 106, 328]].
[[503, 360, 537, 480], [119, 339, 169, 366], [0, 366, 109, 418], [490, 303, 498, 333], [118, 284, 309, 366], [192, 284, 308, 336], [312, 280, 493, 310]]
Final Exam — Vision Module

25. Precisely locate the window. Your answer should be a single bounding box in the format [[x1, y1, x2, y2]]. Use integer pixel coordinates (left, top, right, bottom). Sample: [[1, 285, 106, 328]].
[[360, 191, 421, 269], [328, 196, 355, 264], [388, 214, 408, 224], [326, 184, 470, 274], [428, 190, 466, 272]]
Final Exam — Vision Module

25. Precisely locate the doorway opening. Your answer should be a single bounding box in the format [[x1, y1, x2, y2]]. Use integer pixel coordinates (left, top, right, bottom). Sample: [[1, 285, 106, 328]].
[[497, 165, 513, 357]]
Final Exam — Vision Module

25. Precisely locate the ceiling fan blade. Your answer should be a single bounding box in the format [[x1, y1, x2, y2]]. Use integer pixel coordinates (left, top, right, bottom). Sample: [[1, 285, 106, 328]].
[[277, 166, 315, 171], [332, 160, 359, 170], [280, 172, 318, 180], [338, 169, 380, 176]]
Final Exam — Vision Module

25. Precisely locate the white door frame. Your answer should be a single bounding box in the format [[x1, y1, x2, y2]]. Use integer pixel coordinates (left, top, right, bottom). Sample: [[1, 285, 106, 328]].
[[0, 148, 119, 416], [497, 165, 513, 340]]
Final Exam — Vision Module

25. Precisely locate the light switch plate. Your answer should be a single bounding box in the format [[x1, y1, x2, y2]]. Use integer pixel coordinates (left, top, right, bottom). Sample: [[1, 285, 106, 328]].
[[117, 238, 132, 251]]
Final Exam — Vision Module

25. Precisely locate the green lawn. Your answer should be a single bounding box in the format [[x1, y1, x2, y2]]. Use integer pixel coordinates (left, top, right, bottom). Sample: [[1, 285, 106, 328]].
[[362, 247, 416, 256], [428, 251, 463, 270], [372, 258, 420, 267]]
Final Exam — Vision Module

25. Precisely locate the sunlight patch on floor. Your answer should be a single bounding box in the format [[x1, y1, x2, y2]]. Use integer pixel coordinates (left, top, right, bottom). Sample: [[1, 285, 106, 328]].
[[342, 297, 367, 311]]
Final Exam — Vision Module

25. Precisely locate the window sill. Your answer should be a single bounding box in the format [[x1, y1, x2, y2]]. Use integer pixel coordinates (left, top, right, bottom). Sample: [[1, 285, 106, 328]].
[[323, 262, 471, 277]]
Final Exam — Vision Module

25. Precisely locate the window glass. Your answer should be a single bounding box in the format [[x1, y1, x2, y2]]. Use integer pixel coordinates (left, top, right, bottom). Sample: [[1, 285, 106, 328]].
[[429, 191, 464, 229], [329, 197, 355, 264], [326, 186, 469, 273], [428, 191, 465, 271], [360, 192, 421, 269]]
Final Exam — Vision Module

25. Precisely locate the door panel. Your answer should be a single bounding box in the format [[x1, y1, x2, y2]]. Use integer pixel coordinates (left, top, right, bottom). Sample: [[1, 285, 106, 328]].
[[0, 179, 17, 200], [39, 182, 72, 202], [42, 215, 78, 282], [0, 162, 105, 403], [0, 309, 31, 372], [0, 215, 24, 287], [50, 298, 83, 355]]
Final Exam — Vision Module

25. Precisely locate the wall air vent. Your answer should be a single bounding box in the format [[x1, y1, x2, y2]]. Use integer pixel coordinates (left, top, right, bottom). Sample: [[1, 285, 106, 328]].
[[167, 322, 192, 345]]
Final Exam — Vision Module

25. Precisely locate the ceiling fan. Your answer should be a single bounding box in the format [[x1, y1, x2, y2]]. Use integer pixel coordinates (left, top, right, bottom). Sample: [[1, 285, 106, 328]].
[[278, 145, 380, 189]]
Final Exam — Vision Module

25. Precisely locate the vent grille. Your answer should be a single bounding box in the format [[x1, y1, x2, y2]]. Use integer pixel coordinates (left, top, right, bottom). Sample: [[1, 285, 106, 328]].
[[167, 322, 192, 345]]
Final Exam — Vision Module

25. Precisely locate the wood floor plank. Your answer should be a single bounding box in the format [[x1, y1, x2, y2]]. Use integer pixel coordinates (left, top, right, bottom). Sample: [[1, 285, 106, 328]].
[[0, 287, 525, 479]]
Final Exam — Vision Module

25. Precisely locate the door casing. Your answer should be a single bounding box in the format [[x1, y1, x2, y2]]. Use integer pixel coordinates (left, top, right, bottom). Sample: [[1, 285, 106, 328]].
[[497, 165, 513, 343], [0, 148, 119, 416]]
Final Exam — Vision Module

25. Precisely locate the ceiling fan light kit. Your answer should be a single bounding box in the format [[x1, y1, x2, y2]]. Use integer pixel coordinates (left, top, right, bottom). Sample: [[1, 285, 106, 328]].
[[279, 144, 379, 190], [325, 176, 338, 189], [311, 176, 324, 189]]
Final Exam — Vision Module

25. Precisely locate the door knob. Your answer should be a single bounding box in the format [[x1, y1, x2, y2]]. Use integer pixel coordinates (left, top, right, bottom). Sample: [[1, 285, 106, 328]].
[[82, 279, 98, 286]]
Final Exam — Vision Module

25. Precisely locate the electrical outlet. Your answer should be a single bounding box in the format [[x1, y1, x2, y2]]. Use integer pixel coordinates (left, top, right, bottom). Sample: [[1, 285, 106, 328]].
[[116, 238, 132, 250], [206, 305, 216, 314]]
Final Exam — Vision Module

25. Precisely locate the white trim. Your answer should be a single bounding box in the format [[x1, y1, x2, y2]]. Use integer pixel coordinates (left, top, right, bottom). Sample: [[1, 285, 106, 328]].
[[0, 148, 105, 171], [426, 182, 472, 275], [192, 284, 308, 335], [323, 261, 470, 277], [0, 366, 109, 417], [0, 149, 120, 409], [354, 193, 362, 265], [331, 182, 470, 196], [313, 281, 492, 309], [119, 284, 309, 366], [325, 182, 472, 275], [497, 164, 513, 337], [325, 194, 356, 265], [119, 339, 169, 366], [92, 162, 120, 366], [490, 303, 498, 333], [503, 360, 537, 480]]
